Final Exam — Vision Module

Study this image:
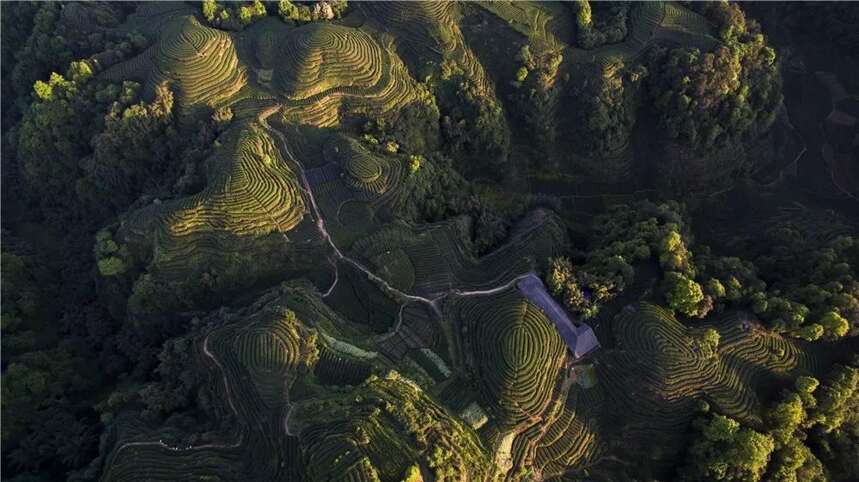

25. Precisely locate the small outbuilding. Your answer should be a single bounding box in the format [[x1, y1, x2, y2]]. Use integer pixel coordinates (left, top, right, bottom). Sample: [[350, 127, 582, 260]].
[[517, 273, 600, 359]]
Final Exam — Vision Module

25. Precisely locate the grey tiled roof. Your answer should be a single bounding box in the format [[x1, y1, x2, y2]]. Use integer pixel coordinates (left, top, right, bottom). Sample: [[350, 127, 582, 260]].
[[517, 273, 600, 359]]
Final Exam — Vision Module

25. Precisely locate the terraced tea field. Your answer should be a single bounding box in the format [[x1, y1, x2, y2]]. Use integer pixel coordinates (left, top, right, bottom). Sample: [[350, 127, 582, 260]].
[[458, 289, 567, 429], [555, 303, 846, 475], [64, 3, 855, 481], [118, 121, 306, 281]]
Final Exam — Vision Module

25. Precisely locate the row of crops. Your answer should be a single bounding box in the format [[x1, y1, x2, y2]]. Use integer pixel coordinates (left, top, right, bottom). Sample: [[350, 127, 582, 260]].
[[267, 23, 420, 127], [102, 442, 245, 482], [468, 296, 843, 481], [287, 373, 495, 481], [361, 1, 494, 95], [149, 16, 247, 107], [100, 286, 393, 481], [556, 302, 838, 473], [458, 290, 567, 430], [119, 121, 306, 282]]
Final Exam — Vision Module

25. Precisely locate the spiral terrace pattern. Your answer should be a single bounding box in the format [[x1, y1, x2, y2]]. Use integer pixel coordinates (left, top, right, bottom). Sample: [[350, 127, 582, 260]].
[[587, 303, 834, 458], [361, 1, 493, 94], [323, 134, 395, 195], [100, 294, 318, 481], [82, 3, 839, 481], [490, 301, 836, 479], [255, 23, 419, 127], [231, 316, 306, 410], [104, 15, 248, 108], [295, 375, 493, 482], [531, 398, 602, 477], [103, 14, 250, 110], [101, 443, 244, 482], [119, 121, 304, 280], [459, 290, 566, 429], [209, 305, 315, 418]]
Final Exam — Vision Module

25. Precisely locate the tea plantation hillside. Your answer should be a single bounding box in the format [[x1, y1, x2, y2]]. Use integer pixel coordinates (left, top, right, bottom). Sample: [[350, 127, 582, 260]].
[[2, 1, 857, 481]]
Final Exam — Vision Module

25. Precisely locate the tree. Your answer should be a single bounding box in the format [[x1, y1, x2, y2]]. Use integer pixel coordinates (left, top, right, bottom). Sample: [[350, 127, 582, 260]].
[[515, 66, 529, 83], [10, 3, 73, 104], [239, 5, 253, 25], [18, 72, 87, 200], [1, 252, 41, 357], [698, 328, 720, 358], [79, 81, 176, 212], [94, 229, 129, 277], [818, 310, 849, 338], [547, 257, 574, 295], [812, 364, 858, 433], [647, 3, 782, 152], [664, 271, 705, 317], [2, 348, 92, 446], [795, 376, 820, 406], [680, 413, 775, 481], [402, 464, 423, 482], [706, 278, 726, 299], [439, 75, 510, 171], [767, 392, 805, 444], [794, 323, 823, 342], [251, 0, 266, 17], [278, 0, 301, 22], [574, 60, 645, 158], [408, 155, 423, 174], [202, 0, 217, 21], [577, 0, 592, 29], [732, 429, 776, 480]]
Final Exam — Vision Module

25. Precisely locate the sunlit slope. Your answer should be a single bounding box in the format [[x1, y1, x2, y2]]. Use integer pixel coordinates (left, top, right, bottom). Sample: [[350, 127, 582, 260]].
[[118, 121, 304, 280], [293, 373, 496, 482], [208, 305, 318, 419], [323, 134, 402, 195], [252, 22, 422, 127], [104, 15, 247, 108], [361, 1, 494, 93]]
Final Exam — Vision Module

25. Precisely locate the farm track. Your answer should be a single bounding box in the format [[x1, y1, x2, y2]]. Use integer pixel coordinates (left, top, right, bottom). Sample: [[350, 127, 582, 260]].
[[203, 333, 240, 417], [259, 106, 551, 316], [104, 13, 566, 470], [260, 108, 443, 313], [146, 100, 554, 476]]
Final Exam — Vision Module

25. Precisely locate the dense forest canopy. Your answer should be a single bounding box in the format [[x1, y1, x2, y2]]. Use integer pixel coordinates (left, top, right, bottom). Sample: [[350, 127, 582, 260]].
[[1, 1, 857, 481]]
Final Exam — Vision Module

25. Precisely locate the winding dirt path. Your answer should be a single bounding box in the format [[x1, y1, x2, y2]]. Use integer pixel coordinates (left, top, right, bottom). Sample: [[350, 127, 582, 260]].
[[258, 106, 563, 356], [138, 107, 553, 451], [202, 333, 240, 417], [259, 108, 444, 316]]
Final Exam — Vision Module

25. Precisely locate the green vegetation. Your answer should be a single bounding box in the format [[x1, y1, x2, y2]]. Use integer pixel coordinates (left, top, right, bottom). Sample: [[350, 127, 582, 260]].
[[546, 201, 698, 318], [278, 0, 348, 24], [575, 59, 646, 159], [459, 290, 566, 429], [510, 44, 564, 162], [647, 2, 782, 152], [201, 0, 267, 30], [547, 200, 857, 340], [679, 413, 775, 481], [1, 2, 856, 480], [678, 360, 859, 481], [296, 372, 494, 480], [575, 0, 630, 49]]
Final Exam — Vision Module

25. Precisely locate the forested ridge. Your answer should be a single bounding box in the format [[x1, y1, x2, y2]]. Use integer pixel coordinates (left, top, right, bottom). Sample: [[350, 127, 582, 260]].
[[1, 2, 857, 481]]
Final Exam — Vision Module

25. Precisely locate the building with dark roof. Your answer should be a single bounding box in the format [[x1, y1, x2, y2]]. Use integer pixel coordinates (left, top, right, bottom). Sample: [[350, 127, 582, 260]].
[[517, 273, 600, 359]]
